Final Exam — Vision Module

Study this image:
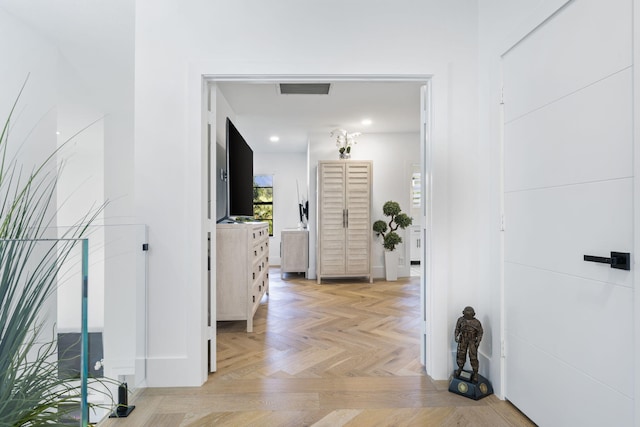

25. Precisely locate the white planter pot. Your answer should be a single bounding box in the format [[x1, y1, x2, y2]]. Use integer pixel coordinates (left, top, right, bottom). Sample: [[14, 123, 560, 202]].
[[384, 250, 399, 281]]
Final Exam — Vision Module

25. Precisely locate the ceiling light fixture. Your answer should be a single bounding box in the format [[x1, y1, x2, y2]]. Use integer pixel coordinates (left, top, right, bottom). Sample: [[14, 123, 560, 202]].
[[269, 136, 280, 142], [361, 118, 372, 126]]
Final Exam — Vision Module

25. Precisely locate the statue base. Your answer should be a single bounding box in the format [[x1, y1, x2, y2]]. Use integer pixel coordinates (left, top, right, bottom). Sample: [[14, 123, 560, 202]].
[[448, 370, 494, 400]]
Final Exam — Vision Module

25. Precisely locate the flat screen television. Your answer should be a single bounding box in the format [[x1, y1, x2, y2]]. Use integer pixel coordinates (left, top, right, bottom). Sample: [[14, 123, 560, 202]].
[[218, 117, 254, 222]]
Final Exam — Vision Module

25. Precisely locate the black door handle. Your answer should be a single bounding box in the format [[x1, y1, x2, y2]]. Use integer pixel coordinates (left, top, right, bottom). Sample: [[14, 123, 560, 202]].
[[583, 252, 630, 271]]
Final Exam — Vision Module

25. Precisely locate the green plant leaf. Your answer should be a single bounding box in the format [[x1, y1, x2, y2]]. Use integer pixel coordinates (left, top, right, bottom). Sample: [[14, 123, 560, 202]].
[[382, 201, 401, 217], [394, 213, 413, 229], [383, 232, 402, 251], [372, 220, 387, 235]]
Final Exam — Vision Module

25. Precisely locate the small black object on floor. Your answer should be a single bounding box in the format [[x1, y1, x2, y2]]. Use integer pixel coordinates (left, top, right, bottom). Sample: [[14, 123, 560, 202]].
[[109, 382, 136, 418], [448, 370, 494, 400], [109, 405, 135, 418]]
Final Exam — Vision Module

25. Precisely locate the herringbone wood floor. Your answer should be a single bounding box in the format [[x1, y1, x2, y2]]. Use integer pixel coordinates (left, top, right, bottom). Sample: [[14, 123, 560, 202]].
[[99, 268, 535, 427]]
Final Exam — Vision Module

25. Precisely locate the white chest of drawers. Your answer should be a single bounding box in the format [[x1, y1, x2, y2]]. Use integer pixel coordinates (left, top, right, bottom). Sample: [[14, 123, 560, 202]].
[[216, 222, 269, 332]]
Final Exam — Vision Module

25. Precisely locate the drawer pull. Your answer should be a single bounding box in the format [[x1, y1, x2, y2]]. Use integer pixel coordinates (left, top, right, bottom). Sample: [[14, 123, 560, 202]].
[[253, 295, 255, 303]]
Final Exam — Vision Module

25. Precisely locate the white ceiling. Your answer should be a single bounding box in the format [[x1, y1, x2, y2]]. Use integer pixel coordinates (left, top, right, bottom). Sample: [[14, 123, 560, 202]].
[[216, 80, 424, 153]]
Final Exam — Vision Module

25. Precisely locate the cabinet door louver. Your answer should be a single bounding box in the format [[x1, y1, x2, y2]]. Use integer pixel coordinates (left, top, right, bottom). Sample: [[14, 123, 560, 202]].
[[345, 163, 371, 275], [319, 163, 346, 275]]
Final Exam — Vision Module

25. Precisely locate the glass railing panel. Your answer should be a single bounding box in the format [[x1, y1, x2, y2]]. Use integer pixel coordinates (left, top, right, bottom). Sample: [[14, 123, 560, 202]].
[[1, 223, 148, 426], [55, 224, 148, 422], [0, 237, 95, 425]]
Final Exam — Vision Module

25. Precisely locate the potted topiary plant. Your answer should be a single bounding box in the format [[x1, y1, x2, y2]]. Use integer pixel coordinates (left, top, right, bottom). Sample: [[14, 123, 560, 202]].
[[372, 201, 413, 281]]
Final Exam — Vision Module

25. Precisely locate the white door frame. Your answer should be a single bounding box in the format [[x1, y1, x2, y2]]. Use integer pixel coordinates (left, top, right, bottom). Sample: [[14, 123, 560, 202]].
[[420, 82, 432, 368], [203, 74, 433, 373], [633, 3, 640, 424]]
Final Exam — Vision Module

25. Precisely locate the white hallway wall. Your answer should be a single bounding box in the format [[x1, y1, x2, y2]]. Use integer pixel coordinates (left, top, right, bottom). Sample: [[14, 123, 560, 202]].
[[55, 56, 106, 332], [0, 5, 59, 346], [135, 0, 483, 387], [253, 152, 307, 266], [0, 7, 57, 175], [0, 0, 135, 224], [1, 0, 138, 389]]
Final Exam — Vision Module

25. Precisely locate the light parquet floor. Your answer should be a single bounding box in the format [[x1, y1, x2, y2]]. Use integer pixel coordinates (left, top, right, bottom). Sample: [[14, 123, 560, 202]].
[[99, 268, 535, 427]]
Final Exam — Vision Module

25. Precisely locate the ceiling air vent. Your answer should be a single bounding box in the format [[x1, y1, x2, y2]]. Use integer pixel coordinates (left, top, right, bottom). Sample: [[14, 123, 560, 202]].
[[279, 83, 331, 95]]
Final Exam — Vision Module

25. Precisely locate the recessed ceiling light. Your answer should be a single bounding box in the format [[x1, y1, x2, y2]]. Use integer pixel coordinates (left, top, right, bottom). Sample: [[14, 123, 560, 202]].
[[269, 135, 280, 142], [56, 131, 61, 135], [361, 118, 372, 126]]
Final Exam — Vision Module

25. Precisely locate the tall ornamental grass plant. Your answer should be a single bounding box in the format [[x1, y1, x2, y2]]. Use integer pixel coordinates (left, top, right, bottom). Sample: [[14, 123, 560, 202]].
[[0, 79, 106, 426]]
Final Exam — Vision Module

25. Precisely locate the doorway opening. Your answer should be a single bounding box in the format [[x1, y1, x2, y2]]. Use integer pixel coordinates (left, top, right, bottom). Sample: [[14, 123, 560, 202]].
[[204, 75, 433, 375]]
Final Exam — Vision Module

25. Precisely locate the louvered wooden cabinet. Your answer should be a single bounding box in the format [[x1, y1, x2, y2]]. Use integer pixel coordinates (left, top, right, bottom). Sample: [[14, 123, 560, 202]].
[[216, 222, 269, 332], [317, 160, 372, 284]]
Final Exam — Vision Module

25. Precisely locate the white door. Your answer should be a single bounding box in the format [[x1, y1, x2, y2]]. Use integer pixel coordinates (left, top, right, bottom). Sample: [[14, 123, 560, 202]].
[[502, 1, 634, 426], [208, 82, 217, 373], [420, 83, 431, 368]]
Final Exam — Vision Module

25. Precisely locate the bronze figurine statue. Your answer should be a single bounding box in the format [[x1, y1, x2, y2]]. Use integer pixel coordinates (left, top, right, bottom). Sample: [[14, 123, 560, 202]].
[[454, 306, 483, 383]]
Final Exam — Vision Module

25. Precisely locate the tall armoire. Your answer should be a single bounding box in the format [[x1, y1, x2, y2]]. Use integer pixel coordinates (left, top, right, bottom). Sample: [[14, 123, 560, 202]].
[[317, 160, 372, 284]]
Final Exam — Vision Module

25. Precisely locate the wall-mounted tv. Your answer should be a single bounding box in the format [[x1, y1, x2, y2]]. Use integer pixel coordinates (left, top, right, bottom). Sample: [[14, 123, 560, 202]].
[[217, 117, 254, 222]]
